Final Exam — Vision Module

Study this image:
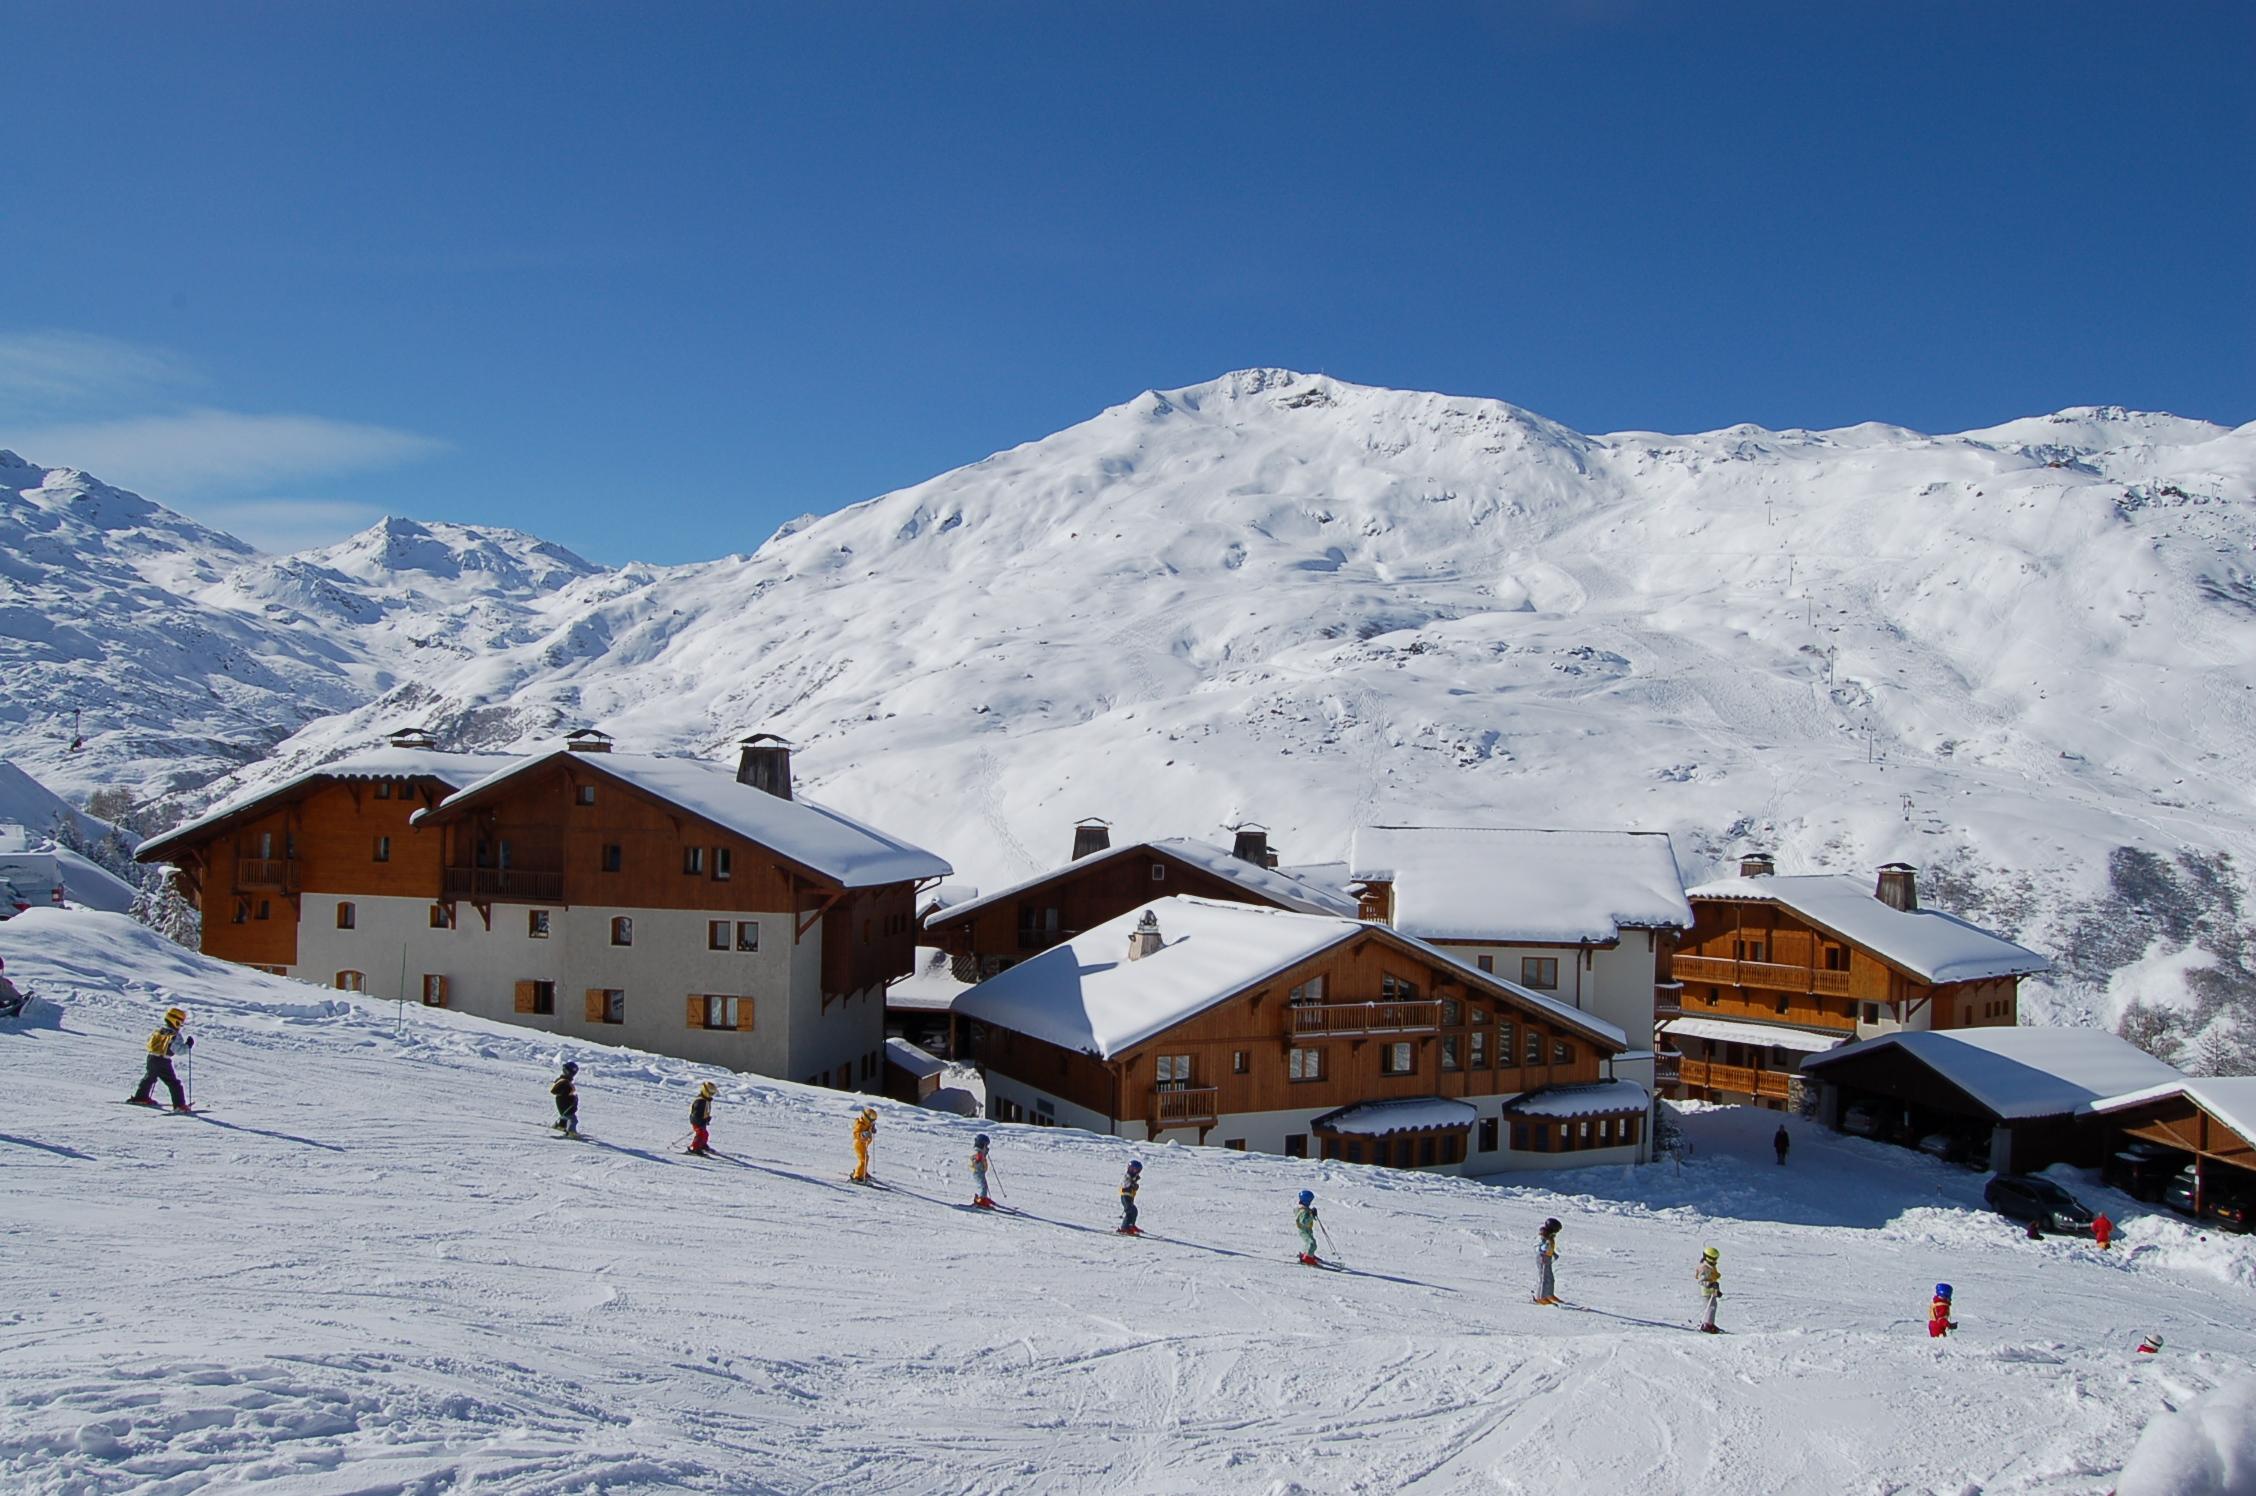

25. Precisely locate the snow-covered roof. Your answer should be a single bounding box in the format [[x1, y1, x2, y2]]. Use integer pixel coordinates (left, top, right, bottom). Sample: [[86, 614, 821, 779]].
[[1659, 1015, 1846, 1055], [420, 749, 950, 889], [887, 947, 974, 1013], [1502, 1080, 1652, 1119], [1349, 826, 1691, 943], [2084, 1078, 2256, 1145], [1684, 874, 2051, 984], [1800, 1026, 2184, 1121], [140, 747, 520, 858], [1311, 1097, 1478, 1136], [926, 837, 1358, 928], [883, 1036, 947, 1080], [952, 897, 1359, 1059]]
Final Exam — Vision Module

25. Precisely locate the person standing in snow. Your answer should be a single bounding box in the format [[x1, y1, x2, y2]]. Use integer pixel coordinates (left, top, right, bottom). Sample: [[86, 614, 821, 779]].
[[2093, 1211, 2113, 1250], [127, 1006, 194, 1111], [1928, 1283, 1956, 1338], [0, 957, 27, 1019], [850, 1105, 877, 1182], [550, 1061, 580, 1138], [1117, 1160, 1143, 1234], [1772, 1125, 1790, 1166], [970, 1133, 994, 1207], [688, 1081, 715, 1155], [1295, 1189, 1321, 1265], [1534, 1218, 1562, 1304], [1696, 1247, 1722, 1332]]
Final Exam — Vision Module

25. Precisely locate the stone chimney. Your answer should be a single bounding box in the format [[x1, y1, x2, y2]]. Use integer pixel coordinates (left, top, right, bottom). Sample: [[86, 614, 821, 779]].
[[736, 733, 793, 801], [1875, 862, 1918, 912], [1127, 909, 1164, 962], [1231, 823, 1270, 867], [563, 728, 613, 754], [385, 726, 438, 752], [1072, 818, 1112, 861], [1739, 852, 1776, 878]]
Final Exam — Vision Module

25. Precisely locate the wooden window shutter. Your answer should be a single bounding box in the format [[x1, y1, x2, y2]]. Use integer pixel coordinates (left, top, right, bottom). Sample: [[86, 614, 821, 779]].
[[687, 994, 704, 1028], [513, 980, 537, 1014], [585, 989, 606, 1023], [736, 997, 755, 1032]]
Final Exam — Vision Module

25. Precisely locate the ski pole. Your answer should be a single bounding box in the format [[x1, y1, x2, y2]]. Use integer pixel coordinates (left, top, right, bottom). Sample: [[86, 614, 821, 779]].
[[183, 1048, 196, 1109], [988, 1161, 1005, 1201], [1317, 1219, 1341, 1263]]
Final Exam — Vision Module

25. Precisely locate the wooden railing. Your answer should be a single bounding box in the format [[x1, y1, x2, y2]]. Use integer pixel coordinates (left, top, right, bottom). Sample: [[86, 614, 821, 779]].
[[234, 857, 296, 892], [1677, 1057, 1792, 1100], [1287, 1000, 1443, 1038], [1654, 989, 1684, 1018], [442, 866, 565, 903], [1151, 1086, 1219, 1126], [1672, 954, 1851, 997]]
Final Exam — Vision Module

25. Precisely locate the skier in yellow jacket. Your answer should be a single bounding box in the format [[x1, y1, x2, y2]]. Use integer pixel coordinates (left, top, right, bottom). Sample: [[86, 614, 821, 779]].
[[850, 1106, 877, 1182], [127, 1007, 194, 1111]]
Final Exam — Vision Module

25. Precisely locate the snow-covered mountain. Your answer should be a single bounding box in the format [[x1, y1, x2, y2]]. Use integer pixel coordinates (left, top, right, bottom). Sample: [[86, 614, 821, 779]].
[[5, 372, 2254, 1034]]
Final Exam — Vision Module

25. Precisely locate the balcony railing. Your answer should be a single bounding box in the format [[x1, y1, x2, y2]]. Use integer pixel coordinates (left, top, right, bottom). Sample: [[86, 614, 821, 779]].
[[1672, 954, 1851, 997], [442, 866, 565, 904], [234, 857, 297, 892], [1677, 1057, 1792, 1100], [1287, 1000, 1444, 1038], [1151, 1086, 1220, 1126]]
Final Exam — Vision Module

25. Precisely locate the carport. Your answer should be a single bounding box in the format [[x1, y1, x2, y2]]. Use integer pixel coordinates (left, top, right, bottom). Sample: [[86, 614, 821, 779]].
[[2084, 1079, 2256, 1216]]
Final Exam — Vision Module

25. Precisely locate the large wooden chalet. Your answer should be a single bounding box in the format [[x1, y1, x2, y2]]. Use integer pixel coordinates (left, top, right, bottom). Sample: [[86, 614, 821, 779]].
[[1665, 855, 2051, 1110], [954, 894, 1644, 1174], [136, 729, 950, 1088]]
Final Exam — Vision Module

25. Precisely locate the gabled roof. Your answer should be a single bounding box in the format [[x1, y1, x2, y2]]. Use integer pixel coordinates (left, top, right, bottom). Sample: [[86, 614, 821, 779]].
[[1799, 1026, 2182, 1120], [415, 749, 950, 890], [2084, 1077, 2256, 1144], [1348, 826, 1691, 943], [1311, 1097, 1477, 1136], [951, 895, 1627, 1061], [1684, 874, 2051, 984], [138, 748, 521, 861], [924, 837, 1359, 928]]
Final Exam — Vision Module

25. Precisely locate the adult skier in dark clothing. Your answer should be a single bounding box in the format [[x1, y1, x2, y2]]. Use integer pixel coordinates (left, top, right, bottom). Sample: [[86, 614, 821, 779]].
[[551, 1062, 580, 1138], [127, 1007, 194, 1111], [1773, 1125, 1790, 1165]]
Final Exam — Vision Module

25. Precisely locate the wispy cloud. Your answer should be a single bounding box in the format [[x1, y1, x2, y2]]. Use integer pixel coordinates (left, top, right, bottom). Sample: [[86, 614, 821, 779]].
[[2, 408, 446, 496], [194, 497, 392, 555], [0, 330, 195, 407]]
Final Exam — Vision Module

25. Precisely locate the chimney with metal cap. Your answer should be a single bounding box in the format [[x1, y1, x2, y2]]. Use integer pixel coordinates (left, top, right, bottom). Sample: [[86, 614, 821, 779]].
[[1739, 852, 1776, 878], [1231, 823, 1270, 867], [737, 733, 793, 800], [1072, 818, 1112, 861], [1875, 862, 1918, 911], [1127, 909, 1164, 962], [385, 726, 439, 752], [563, 728, 613, 754]]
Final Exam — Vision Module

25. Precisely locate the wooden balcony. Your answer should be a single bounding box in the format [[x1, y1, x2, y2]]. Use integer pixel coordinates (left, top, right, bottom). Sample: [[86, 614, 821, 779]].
[[1287, 1000, 1443, 1039], [1151, 1086, 1219, 1126], [1654, 985, 1684, 1019], [234, 857, 297, 892], [1677, 1056, 1792, 1100], [442, 866, 565, 904], [1672, 954, 1851, 997]]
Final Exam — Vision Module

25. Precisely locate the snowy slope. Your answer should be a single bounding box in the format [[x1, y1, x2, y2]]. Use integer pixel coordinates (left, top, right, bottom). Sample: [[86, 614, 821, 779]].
[[8, 372, 2256, 1033], [3, 906, 2254, 1495]]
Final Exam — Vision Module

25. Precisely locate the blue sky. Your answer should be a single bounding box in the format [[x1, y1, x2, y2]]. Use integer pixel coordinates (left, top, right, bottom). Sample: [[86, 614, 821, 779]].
[[2, 2, 2250, 564]]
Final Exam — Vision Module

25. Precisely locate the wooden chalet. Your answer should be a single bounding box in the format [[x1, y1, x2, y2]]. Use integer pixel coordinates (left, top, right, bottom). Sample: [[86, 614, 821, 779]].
[[1666, 856, 2051, 1111], [2085, 1079, 2256, 1218], [954, 895, 1642, 1174]]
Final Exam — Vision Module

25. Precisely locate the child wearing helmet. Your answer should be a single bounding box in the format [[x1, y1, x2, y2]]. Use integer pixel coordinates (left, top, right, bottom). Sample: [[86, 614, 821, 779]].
[[127, 1006, 194, 1111], [850, 1106, 877, 1182], [1534, 1218, 1562, 1305], [1696, 1247, 1722, 1333], [1928, 1283, 1956, 1338], [1117, 1160, 1143, 1235], [551, 1062, 580, 1138], [970, 1134, 994, 1208], [1295, 1190, 1321, 1266], [688, 1081, 716, 1155]]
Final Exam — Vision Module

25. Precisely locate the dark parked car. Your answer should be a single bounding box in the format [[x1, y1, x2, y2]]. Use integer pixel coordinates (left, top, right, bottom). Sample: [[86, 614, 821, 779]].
[[1984, 1174, 2096, 1235], [2104, 1142, 2183, 1202], [2164, 1166, 2254, 1233]]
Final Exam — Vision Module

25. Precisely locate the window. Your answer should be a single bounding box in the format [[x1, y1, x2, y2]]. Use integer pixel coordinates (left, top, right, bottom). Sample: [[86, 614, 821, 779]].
[[576, 784, 596, 805], [601, 843, 622, 872], [1288, 974, 1326, 1005], [1471, 1005, 1490, 1024], [585, 988, 625, 1025], [1735, 938, 1766, 963], [373, 835, 391, 863], [736, 921, 760, 952], [1555, 1039, 1574, 1066], [1477, 954, 1494, 973], [1479, 1117, 1500, 1152], [714, 847, 732, 881], [1285, 1133, 1307, 1158], [1497, 1017, 1514, 1060], [611, 916, 633, 947], [1223, 1138, 1246, 1151], [1440, 1036, 1461, 1071], [375, 781, 392, 800], [430, 903, 453, 929], [334, 970, 365, 992], [421, 974, 447, 1007], [1380, 973, 1419, 1001], [1469, 1030, 1488, 1069], [1418, 1136, 1436, 1167], [1598, 1117, 1613, 1146], [1232, 1050, 1249, 1075], [684, 847, 705, 875], [336, 902, 356, 930], [1861, 1002, 1880, 1024], [514, 980, 556, 1016], [1521, 957, 1559, 990], [1287, 1047, 1325, 1081], [1440, 999, 1462, 1027], [1154, 1054, 1193, 1088], [709, 919, 731, 952], [1151, 865, 1165, 882], [233, 901, 248, 924], [528, 909, 550, 939], [1380, 1042, 1414, 1076], [1824, 944, 1848, 972], [1525, 1029, 1543, 1066]]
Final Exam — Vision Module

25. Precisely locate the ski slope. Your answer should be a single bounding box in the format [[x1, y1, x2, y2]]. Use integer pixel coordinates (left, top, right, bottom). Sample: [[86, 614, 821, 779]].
[[4, 908, 2254, 1495]]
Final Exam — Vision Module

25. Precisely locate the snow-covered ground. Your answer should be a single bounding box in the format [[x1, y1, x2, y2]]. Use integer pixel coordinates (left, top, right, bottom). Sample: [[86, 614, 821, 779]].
[[4, 908, 2253, 1494]]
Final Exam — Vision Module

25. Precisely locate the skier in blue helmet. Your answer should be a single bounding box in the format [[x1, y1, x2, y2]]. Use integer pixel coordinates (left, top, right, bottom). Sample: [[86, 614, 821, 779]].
[[970, 1133, 995, 1208], [1294, 1189, 1321, 1266], [1928, 1283, 1956, 1338]]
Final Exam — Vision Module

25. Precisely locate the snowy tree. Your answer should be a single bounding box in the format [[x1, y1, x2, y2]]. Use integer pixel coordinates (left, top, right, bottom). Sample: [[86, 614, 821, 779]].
[[2117, 1001, 2188, 1066], [131, 867, 201, 949], [2190, 1022, 2253, 1078]]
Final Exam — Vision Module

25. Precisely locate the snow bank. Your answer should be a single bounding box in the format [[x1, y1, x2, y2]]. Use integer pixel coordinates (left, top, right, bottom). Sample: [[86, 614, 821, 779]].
[[2118, 1376, 2256, 1496]]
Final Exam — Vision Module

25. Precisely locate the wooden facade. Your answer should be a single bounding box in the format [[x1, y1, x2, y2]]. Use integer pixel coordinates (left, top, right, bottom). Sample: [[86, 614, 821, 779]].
[[2099, 1092, 2256, 1215]]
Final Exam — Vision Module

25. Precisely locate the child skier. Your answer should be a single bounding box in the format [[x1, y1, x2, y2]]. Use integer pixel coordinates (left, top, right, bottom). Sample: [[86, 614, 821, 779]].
[[970, 1134, 995, 1207], [850, 1106, 877, 1182], [688, 1081, 715, 1155], [550, 1061, 580, 1138], [127, 1007, 194, 1111], [1928, 1283, 1956, 1338], [2094, 1211, 2113, 1250], [1696, 1247, 1722, 1332], [1295, 1189, 1321, 1266], [1117, 1160, 1143, 1234], [0, 957, 27, 1020], [1534, 1218, 1562, 1304]]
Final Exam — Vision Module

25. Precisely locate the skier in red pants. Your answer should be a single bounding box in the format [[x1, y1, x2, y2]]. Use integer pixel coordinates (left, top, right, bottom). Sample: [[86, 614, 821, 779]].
[[1928, 1283, 1956, 1338]]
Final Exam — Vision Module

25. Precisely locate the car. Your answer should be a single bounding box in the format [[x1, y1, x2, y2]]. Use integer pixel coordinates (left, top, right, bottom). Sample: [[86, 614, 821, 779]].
[[1842, 1102, 1884, 1139], [2164, 1165, 2200, 1218], [2104, 1143, 2183, 1202], [1984, 1174, 2097, 1235], [2164, 1166, 2254, 1233]]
